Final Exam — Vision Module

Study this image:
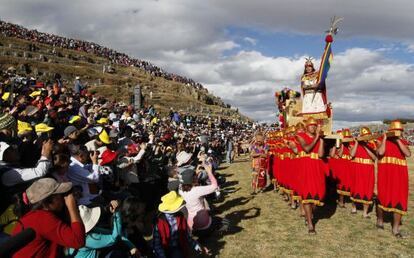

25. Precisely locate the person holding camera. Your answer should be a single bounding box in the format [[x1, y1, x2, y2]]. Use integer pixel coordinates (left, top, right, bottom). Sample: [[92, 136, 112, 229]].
[[68, 200, 141, 258], [12, 178, 85, 258]]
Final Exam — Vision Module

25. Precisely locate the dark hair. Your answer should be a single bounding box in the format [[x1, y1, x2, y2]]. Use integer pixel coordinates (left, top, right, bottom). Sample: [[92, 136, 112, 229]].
[[30, 194, 58, 211]]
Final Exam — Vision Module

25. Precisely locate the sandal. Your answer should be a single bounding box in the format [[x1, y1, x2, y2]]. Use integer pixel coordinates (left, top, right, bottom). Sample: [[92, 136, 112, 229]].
[[308, 229, 316, 234], [363, 215, 371, 219], [351, 210, 357, 215], [375, 224, 384, 230]]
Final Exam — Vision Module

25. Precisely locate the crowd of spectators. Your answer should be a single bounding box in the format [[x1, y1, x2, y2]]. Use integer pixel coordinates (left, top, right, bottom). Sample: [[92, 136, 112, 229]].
[[0, 20, 206, 91], [0, 66, 253, 257]]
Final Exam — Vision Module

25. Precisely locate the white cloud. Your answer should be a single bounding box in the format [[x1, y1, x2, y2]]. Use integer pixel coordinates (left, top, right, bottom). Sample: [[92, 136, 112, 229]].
[[1, 0, 413, 124], [243, 37, 257, 46]]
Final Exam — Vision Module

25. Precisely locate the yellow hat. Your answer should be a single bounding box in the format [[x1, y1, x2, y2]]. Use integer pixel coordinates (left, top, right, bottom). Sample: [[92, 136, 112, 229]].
[[2, 92, 10, 101], [388, 120, 403, 132], [18, 120, 33, 135], [158, 191, 185, 213], [69, 115, 81, 124], [359, 127, 371, 137], [342, 129, 352, 138], [98, 129, 112, 144], [96, 117, 109, 125], [29, 91, 42, 98], [305, 117, 317, 126], [35, 123, 54, 133]]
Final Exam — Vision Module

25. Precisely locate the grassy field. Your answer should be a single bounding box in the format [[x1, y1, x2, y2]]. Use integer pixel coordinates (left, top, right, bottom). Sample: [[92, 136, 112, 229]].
[[205, 153, 414, 258]]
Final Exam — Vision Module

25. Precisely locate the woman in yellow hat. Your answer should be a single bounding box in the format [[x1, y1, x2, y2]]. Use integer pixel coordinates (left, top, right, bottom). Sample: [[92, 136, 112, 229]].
[[349, 127, 377, 218], [376, 120, 411, 237], [295, 117, 325, 233], [152, 191, 210, 257]]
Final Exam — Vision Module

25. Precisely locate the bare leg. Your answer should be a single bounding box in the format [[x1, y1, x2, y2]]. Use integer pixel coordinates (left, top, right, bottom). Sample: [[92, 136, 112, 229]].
[[299, 202, 305, 217], [351, 202, 357, 213], [376, 206, 384, 228], [338, 195, 345, 207], [363, 204, 370, 217], [303, 203, 314, 231], [392, 212, 402, 235]]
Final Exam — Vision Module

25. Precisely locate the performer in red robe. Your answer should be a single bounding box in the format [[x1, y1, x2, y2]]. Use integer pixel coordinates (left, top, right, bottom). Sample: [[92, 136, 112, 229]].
[[330, 129, 353, 208], [349, 127, 377, 218], [250, 133, 268, 194], [376, 120, 411, 237], [296, 117, 325, 233]]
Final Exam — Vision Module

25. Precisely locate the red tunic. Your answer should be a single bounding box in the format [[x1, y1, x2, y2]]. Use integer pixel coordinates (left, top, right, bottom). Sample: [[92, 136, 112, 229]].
[[350, 143, 375, 204], [336, 145, 353, 196], [272, 141, 282, 183], [298, 133, 325, 206], [377, 139, 409, 215], [252, 145, 268, 189], [290, 138, 302, 200], [283, 141, 294, 194]]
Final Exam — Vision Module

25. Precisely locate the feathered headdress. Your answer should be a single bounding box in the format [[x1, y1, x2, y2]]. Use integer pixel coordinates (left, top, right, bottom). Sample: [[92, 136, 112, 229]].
[[305, 57, 314, 67]]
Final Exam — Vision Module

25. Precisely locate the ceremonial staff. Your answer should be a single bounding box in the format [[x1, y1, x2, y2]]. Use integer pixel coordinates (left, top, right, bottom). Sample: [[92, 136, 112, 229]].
[[311, 16, 343, 103]]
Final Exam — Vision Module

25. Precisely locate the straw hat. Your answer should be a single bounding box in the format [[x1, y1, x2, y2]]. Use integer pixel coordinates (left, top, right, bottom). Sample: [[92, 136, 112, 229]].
[[78, 205, 101, 233], [158, 191, 185, 214]]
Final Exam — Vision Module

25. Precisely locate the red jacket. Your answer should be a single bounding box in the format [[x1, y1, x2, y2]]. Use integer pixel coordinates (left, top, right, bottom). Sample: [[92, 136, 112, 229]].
[[12, 210, 85, 258]]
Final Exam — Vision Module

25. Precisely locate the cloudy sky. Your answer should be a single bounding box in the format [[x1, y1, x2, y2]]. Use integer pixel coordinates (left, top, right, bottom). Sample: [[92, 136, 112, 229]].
[[1, 0, 414, 126]]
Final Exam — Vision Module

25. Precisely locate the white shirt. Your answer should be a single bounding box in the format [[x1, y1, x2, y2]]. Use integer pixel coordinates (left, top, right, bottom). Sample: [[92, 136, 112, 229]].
[[0, 157, 52, 187], [67, 157, 101, 205]]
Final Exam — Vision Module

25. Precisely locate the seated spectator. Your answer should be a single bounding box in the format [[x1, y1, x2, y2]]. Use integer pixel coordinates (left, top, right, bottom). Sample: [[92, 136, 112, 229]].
[[12, 178, 85, 258], [68, 200, 139, 258], [67, 145, 101, 206], [152, 191, 210, 258]]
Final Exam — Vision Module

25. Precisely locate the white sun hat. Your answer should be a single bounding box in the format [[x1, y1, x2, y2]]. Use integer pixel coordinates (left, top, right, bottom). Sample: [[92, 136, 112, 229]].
[[78, 205, 101, 233]]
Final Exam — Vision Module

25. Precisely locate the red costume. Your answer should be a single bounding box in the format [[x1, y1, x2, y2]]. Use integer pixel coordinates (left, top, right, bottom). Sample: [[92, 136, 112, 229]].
[[377, 138, 409, 215], [350, 143, 375, 205], [336, 144, 353, 196], [252, 144, 268, 189], [298, 133, 325, 206]]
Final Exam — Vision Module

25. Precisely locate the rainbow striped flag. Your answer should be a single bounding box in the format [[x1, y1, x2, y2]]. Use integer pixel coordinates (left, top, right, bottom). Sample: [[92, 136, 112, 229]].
[[318, 42, 333, 82]]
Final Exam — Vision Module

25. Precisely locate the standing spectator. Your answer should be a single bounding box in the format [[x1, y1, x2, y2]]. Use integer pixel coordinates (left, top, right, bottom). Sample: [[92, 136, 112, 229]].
[[67, 145, 101, 205], [74, 76, 84, 95], [226, 137, 234, 164]]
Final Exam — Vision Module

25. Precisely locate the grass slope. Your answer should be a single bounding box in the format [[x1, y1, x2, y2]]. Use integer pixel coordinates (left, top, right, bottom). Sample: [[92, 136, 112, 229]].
[[0, 36, 247, 121], [209, 153, 414, 258]]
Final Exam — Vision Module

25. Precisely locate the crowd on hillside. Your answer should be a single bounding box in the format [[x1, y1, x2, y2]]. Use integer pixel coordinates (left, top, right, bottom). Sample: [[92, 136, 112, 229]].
[[0, 20, 205, 91], [0, 66, 253, 257]]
